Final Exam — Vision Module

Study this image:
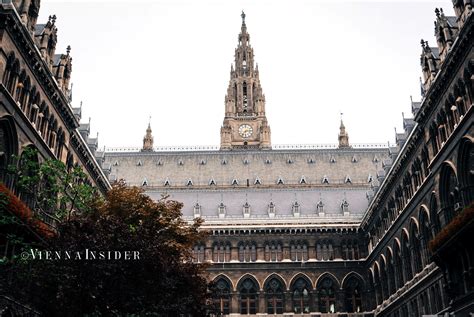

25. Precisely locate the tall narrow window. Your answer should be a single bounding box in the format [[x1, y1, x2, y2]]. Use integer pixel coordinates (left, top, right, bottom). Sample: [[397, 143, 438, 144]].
[[266, 278, 284, 314], [292, 278, 311, 313], [318, 278, 336, 313], [243, 82, 248, 110], [214, 278, 231, 315], [239, 279, 258, 314]]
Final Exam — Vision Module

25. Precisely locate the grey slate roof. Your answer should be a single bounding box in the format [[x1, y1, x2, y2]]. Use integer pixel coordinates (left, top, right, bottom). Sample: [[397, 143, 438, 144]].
[[104, 147, 390, 225]]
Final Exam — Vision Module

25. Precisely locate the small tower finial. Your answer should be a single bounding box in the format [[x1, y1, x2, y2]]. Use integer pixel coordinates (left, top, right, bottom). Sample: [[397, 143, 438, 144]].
[[66, 45, 71, 56], [241, 10, 246, 25], [142, 119, 154, 152], [338, 113, 350, 148]]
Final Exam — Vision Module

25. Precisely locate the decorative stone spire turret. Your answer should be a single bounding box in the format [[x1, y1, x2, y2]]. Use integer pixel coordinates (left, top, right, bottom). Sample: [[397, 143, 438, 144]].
[[338, 116, 350, 148], [220, 12, 271, 150], [142, 119, 154, 152]]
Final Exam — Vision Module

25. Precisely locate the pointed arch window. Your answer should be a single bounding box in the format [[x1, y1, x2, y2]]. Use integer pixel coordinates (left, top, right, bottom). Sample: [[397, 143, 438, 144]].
[[239, 278, 258, 314], [192, 244, 205, 263], [265, 241, 282, 262], [319, 278, 336, 313], [292, 278, 311, 313], [213, 278, 231, 315], [344, 276, 362, 312], [242, 82, 248, 110], [266, 278, 284, 314]]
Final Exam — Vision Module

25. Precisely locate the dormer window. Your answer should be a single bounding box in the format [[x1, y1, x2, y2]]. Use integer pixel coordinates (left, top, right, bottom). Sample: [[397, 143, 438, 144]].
[[268, 202, 276, 216], [199, 159, 206, 165], [186, 179, 193, 186], [221, 159, 228, 165], [164, 178, 171, 186], [277, 177, 284, 185], [243, 159, 249, 165], [142, 178, 148, 186], [243, 202, 251, 217], [254, 178, 261, 185], [218, 202, 226, 218], [178, 160, 184, 166], [307, 158, 315, 164], [345, 176, 352, 184], [113, 160, 119, 166], [368, 174, 373, 183], [322, 176, 329, 184], [232, 179, 239, 186], [156, 160, 163, 166], [300, 176, 307, 184], [330, 156, 336, 163], [352, 156, 358, 163], [341, 199, 349, 213], [209, 179, 217, 186], [287, 158, 294, 164], [317, 200, 324, 214], [137, 160, 143, 166], [292, 201, 300, 216], [193, 203, 201, 217], [265, 159, 272, 164]]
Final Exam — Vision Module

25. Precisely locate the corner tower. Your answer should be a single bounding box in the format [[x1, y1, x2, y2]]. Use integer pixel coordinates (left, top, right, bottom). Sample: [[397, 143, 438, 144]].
[[220, 12, 271, 150]]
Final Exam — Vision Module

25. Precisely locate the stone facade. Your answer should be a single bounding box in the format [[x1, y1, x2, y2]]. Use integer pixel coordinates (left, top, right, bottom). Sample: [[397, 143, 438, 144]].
[[102, 5, 474, 316], [0, 1, 109, 223]]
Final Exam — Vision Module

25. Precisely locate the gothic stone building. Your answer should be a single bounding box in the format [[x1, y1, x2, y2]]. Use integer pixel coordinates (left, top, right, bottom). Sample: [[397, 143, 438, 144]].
[[0, 0, 109, 285], [102, 5, 474, 316]]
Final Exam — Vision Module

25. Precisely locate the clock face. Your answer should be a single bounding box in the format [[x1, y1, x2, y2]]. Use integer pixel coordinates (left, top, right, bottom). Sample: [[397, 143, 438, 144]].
[[238, 124, 253, 138]]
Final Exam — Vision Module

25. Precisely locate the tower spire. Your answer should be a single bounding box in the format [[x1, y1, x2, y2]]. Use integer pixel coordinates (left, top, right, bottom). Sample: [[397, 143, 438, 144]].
[[338, 113, 350, 148], [220, 12, 271, 151], [142, 116, 154, 152]]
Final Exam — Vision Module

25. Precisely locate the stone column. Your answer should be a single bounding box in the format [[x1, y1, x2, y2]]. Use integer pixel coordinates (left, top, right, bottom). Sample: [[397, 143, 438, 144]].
[[258, 291, 265, 313], [284, 290, 292, 313], [231, 291, 239, 314]]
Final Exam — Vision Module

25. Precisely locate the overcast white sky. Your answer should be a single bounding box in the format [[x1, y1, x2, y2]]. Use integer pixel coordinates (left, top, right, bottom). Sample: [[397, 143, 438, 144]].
[[38, 0, 449, 149]]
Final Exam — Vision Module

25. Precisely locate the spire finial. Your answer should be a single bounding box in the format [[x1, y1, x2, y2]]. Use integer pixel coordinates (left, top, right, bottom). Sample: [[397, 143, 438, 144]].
[[51, 14, 57, 25], [241, 10, 246, 25], [66, 45, 71, 56], [148, 115, 151, 128], [435, 8, 440, 18]]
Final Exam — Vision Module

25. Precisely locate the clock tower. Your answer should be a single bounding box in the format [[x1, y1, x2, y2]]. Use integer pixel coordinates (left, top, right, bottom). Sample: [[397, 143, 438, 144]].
[[220, 12, 271, 150]]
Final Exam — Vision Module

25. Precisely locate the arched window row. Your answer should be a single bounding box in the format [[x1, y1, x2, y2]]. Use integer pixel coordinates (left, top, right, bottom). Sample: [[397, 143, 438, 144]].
[[370, 215, 446, 306], [194, 239, 362, 263], [428, 64, 472, 159], [370, 146, 432, 248], [211, 273, 364, 314], [2, 52, 66, 159]]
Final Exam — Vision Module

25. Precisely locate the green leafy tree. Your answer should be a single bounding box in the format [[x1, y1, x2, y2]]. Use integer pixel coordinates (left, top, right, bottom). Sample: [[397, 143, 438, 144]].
[[1, 153, 211, 316]]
